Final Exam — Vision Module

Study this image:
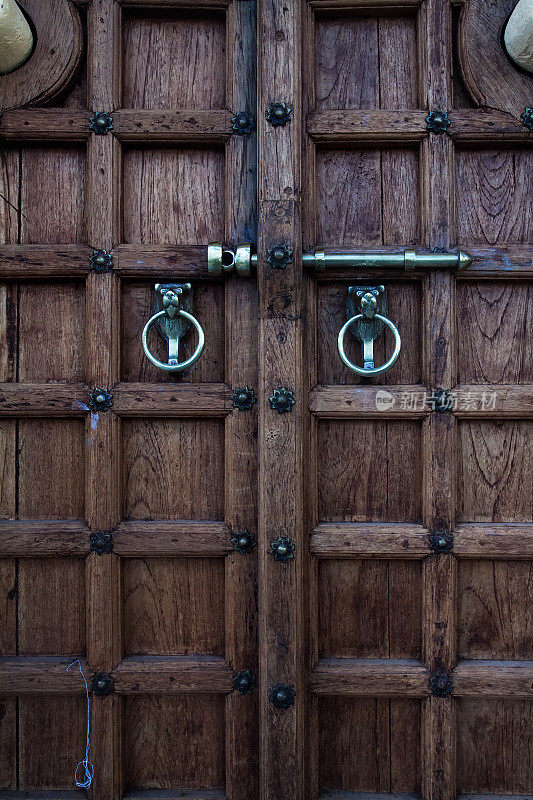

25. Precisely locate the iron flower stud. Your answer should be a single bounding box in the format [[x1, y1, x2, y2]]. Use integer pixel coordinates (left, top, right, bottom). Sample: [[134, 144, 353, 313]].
[[266, 102, 292, 127], [521, 108, 533, 130], [90, 530, 113, 555], [90, 249, 113, 272], [231, 386, 256, 411], [266, 244, 293, 269], [232, 111, 255, 135], [269, 387, 295, 413], [91, 672, 114, 696], [426, 110, 450, 134], [88, 388, 113, 412], [269, 683, 295, 709], [269, 536, 295, 563], [429, 531, 453, 555], [89, 111, 113, 134], [429, 670, 452, 697], [233, 670, 256, 694], [231, 529, 256, 555]]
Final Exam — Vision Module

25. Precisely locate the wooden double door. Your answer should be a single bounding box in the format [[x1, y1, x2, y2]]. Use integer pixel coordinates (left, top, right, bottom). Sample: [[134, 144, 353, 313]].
[[0, 0, 532, 799]]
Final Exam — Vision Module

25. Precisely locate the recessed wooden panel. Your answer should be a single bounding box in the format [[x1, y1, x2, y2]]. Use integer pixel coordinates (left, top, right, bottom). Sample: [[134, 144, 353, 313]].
[[121, 281, 225, 383], [122, 147, 225, 245], [124, 694, 225, 789], [318, 697, 421, 792], [317, 147, 420, 247], [123, 418, 225, 520], [0, 151, 19, 244], [18, 419, 85, 519], [457, 699, 533, 793], [459, 421, 532, 522], [314, 14, 418, 110], [19, 696, 86, 790], [457, 281, 532, 385], [317, 281, 422, 385], [18, 558, 86, 656], [458, 560, 533, 660], [123, 10, 226, 109], [456, 148, 533, 246], [0, 421, 15, 519], [18, 146, 86, 244], [0, 696, 16, 788], [0, 559, 16, 656], [123, 557, 225, 655], [319, 559, 422, 658], [18, 282, 86, 383], [318, 420, 422, 523]]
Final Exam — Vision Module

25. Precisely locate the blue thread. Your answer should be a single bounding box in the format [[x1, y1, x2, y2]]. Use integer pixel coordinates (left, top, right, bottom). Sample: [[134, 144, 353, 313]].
[[66, 660, 94, 789]]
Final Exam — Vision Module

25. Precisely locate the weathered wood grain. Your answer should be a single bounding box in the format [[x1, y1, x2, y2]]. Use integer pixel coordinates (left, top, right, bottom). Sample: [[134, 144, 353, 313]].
[[458, 561, 533, 659], [318, 559, 422, 658], [123, 695, 225, 790], [114, 520, 231, 557], [122, 11, 226, 109], [317, 697, 421, 793], [113, 109, 232, 142], [317, 420, 423, 522], [456, 698, 533, 794], [459, 420, 532, 522], [309, 385, 429, 417], [122, 418, 225, 520], [123, 557, 225, 655], [114, 655, 233, 693], [310, 658, 429, 697], [122, 147, 225, 245], [310, 522, 429, 558]]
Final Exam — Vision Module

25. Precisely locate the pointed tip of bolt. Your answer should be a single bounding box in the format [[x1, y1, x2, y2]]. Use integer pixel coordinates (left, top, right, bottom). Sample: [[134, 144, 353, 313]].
[[458, 251, 473, 269]]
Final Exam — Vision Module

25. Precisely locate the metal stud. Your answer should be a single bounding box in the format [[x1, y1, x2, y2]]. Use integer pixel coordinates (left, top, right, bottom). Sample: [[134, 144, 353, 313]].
[[429, 531, 453, 555], [89, 111, 113, 135], [430, 388, 452, 412], [521, 108, 533, 130], [91, 672, 114, 696], [266, 244, 293, 269], [90, 249, 113, 273], [88, 388, 113, 412], [231, 529, 256, 555], [269, 536, 295, 563], [269, 683, 295, 709], [269, 388, 295, 413], [429, 670, 452, 697], [232, 111, 255, 135], [426, 110, 450, 134], [231, 386, 256, 411], [233, 670, 256, 694], [265, 102, 292, 127], [90, 530, 113, 555]]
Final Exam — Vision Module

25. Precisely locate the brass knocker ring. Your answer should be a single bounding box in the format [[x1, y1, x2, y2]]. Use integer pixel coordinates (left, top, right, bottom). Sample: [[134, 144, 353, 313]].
[[338, 313, 401, 376], [142, 284, 205, 372]]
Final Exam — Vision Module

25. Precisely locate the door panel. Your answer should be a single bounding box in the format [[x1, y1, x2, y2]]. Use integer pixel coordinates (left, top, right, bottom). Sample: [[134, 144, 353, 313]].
[[0, 1, 257, 798]]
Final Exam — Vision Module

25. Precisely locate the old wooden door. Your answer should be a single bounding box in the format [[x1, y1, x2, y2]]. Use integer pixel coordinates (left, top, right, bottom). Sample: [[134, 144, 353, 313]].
[[256, 0, 532, 799], [0, 1, 532, 799], [0, 0, 259, 798]]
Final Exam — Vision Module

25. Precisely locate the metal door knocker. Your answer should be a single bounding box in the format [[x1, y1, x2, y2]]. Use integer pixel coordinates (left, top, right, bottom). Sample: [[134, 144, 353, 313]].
[[141, 283, 205, 372], [337, 285, 401, 376]]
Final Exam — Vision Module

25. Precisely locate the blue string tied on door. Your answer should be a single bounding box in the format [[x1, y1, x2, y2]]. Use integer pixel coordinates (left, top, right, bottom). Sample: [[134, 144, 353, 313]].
[[66, 659, 94, 790]]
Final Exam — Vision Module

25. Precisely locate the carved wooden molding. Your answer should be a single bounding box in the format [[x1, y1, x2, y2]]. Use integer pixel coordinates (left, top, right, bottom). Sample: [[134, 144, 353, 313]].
[[458, 0, 533, 118], [0, 0, 82, 110]]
